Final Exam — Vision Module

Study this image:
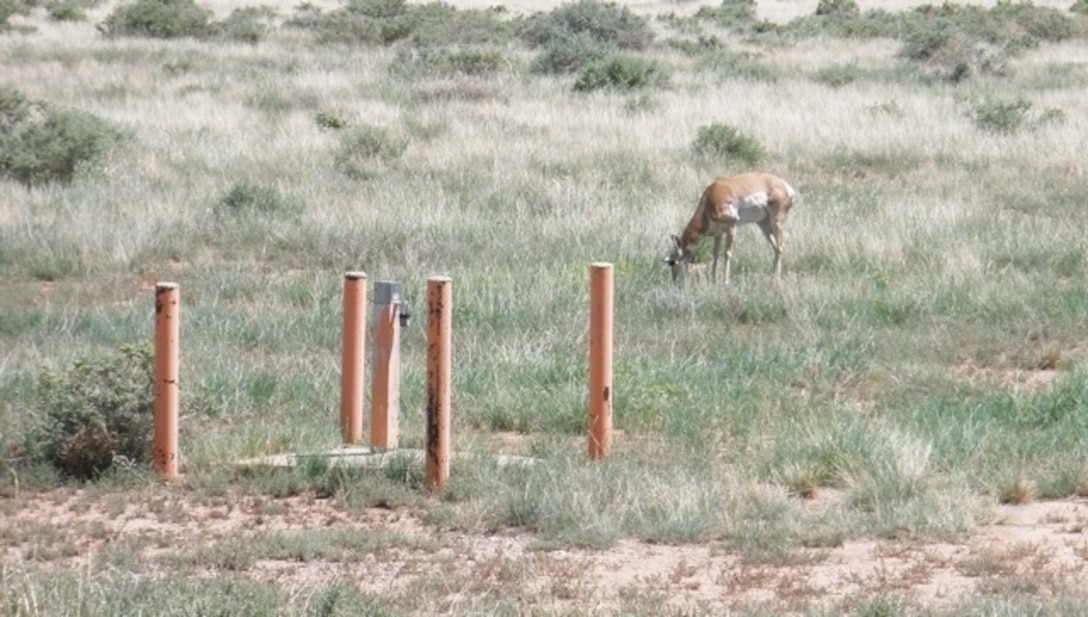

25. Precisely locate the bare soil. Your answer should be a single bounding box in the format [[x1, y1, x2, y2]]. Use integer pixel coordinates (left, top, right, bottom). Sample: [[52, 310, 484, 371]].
[[3, 488, 1087, 614]]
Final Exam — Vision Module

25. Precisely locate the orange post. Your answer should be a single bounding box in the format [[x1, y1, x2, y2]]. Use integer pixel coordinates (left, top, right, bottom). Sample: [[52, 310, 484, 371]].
[[370, 281, 401, 449], [153, 282, 180, 481], [425, 277, 452, 489], [588, 263, 613, 460], [340, 272, 367, 444]]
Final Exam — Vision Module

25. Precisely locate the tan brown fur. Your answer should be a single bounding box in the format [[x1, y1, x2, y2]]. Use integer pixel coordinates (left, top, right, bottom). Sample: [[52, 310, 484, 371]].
[[667, 172, 797, 286]]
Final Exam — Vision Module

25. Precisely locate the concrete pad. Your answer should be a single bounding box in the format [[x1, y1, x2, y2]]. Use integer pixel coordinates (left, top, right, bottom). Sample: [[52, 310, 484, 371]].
[[236, 445, 537, 469]]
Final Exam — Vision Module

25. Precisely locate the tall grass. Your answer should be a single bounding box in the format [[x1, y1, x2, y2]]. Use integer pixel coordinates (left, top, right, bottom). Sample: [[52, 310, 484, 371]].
[[2, 0, 1087, 612]]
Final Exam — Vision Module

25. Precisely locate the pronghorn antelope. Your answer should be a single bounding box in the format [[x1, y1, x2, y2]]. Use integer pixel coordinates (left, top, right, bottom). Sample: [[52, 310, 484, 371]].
[[665, 172, 797, 286]]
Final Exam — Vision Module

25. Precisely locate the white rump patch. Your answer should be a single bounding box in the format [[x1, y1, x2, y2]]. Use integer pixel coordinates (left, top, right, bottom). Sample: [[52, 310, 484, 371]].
[[727, 191, 770, 225]]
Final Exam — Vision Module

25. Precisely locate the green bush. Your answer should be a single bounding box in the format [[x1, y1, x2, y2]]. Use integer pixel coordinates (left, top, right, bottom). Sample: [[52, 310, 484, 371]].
[[1, 0, 33, 29], [692, 122, 765, 167], [516, 0, 653, 51], [692, 0, 759, 31], [895, 1, 1075, 80], [0, 87, 120, 186], [26, 344, 154, 481], [815, 0, 859, 19], [405, 2, 510, 47], [529, 31, 611, 74], [98, 0, 216, 39], [216, 182, 302, 218], [968, 97, 1063, 134], [573, 54, 667, 92], [218, 5, 277, 43], [289, 0, 508, 47], [315, 111, 347, 130], [813, 62, 860, 87], [48, 1, 86, 21], [390, 46, 506, 78], [970, 97, 1031, 134]]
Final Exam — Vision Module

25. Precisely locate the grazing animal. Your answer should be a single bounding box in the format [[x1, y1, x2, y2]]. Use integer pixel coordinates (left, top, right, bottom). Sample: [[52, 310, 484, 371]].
[[665, 172, 797, 286]]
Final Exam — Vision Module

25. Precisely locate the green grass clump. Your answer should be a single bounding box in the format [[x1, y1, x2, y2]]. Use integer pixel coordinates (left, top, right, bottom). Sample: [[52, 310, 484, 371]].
[[215, 182, 302, 218], [333, 124, 409, 179], [691, 122, 766, 167], [968, 97, 1064, 134], [390, 46, 508, 78]]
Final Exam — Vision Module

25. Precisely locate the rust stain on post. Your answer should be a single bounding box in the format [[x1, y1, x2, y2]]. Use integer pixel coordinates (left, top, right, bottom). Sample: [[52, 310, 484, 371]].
[[340, 272, 367, 444], [426, 277, 452, 490], [153, 282, 180, 481], [588, 263, 613, 461]]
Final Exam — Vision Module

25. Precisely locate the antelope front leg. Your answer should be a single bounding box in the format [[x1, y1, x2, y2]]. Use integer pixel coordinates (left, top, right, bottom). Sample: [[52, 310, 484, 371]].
[[711, 235, 722, 282], [759, 219, 784, 279], [722, 227, 736, 285]]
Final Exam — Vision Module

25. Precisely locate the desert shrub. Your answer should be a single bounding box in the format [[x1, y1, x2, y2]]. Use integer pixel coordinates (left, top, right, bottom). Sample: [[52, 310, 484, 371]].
[[692, 122, 765, 167], [896, 1, 1074, 80], [970, 97, 1031, 134], [291, 0, 506, 47], [405, 2, 510, 47], [283, 1, 322, 29], [572, 54, 667, 92], [815, 0, 859, 19], [47, 0, 85, 21], [98, 0, 216, 38], [390, 46, 506, 78], [0, 88, 121, 187], [696, 49, 780, 82], [216, 182, 302, 218], [529, 31, 610, 74], [334, 124, 408, 179], [812, 62, 860, 87], [516, 0, 653, 51], [781, 0, 1074, 61], [1, 0, 33, 29], [968, 97, 1063, 134], [898, 15, 1010, 81], [518, 0, 653, 73], [25, 344, 153, 481], [315, 111, 347, 130], [988, 0, 1075, 45], [1073, 0, 1088, 16], [218, 5, 277, 43], [692, 0, 759, 31]]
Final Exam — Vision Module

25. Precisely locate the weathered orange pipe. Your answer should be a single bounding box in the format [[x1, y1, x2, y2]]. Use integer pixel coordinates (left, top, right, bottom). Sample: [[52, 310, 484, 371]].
[[153, 282, 180, 481], [370, 282, 401, 449], [425, 277, 452, 489], [340, 272, 367, 444], [588, 263, 613, 460]]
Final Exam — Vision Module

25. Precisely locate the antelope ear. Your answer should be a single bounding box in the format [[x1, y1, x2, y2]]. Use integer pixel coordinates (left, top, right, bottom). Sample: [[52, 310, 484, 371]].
[[670, 234, 681, 249]]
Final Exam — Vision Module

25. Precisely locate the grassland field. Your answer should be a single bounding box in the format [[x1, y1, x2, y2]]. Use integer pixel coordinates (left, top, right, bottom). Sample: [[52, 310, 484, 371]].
[[2, 0, 1088, 613]]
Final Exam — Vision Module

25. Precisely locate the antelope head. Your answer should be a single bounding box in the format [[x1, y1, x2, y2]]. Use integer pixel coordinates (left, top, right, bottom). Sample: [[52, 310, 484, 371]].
[[664, 234, 690, 285]]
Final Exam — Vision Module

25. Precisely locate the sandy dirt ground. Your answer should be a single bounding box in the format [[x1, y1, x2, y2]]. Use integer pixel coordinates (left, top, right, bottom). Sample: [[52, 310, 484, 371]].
[[3, 489, 1087, 614]]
